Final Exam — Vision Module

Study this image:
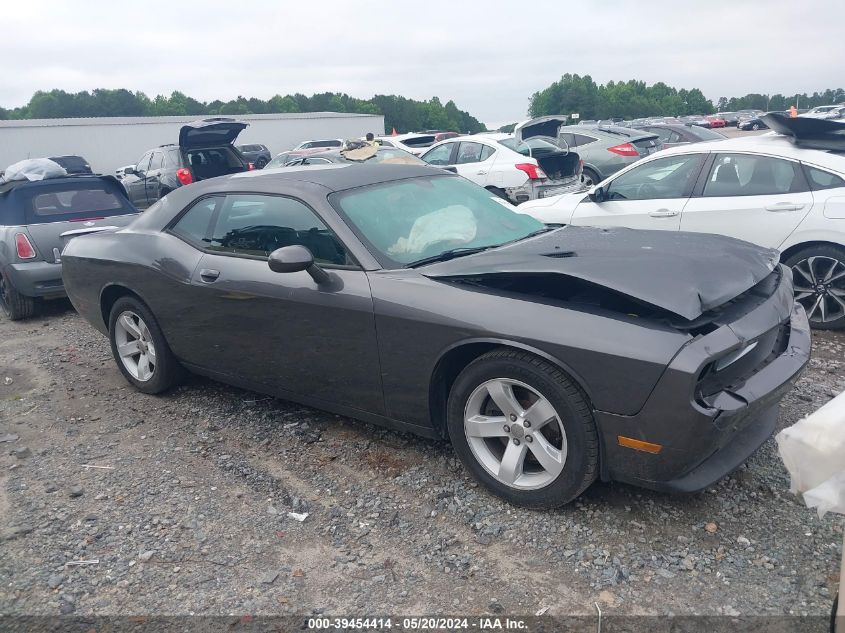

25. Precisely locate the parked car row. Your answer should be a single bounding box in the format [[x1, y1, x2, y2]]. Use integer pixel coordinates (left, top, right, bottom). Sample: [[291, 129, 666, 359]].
[[58, 158, 810, 509], [2, 112, 841, 511]]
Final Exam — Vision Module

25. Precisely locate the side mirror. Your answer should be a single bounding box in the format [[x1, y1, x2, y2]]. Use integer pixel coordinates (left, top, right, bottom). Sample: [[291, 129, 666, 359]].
[[268, 245, 330, 285], [124, 166, 137, 176], [587, 185, 605, 203]]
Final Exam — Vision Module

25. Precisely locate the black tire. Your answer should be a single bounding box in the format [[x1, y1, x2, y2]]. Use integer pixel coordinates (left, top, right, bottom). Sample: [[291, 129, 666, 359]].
[[446, 348, 598, 509], [0, 272, 36, 321], [108, 296, 183, 394], [256, 158, 268, 169], [581, 167, 600, 188], [783, 244, 845, 330]]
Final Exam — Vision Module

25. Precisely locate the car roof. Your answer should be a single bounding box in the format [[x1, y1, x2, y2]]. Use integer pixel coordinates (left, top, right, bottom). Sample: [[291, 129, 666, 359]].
[[656, 134, 845, 170], [0, 173, 116, 196], [197, 163, 448, 193]]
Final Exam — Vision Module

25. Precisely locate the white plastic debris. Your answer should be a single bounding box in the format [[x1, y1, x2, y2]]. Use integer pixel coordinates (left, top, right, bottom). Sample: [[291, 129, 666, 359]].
[[1, 158, 67, 183], [287, 511, 309, 522], [776, 389, 845, 518]]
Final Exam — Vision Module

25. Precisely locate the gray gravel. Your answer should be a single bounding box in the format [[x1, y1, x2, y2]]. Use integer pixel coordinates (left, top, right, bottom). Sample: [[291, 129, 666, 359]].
[[0, 300, 841, 617]]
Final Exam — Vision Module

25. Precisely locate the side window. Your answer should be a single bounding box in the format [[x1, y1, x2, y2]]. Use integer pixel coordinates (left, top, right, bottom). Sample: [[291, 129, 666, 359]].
[[804, 165, 845, 191], [302, 158, 332, 165], [167, 149, 182, 167], [573, 134, 598, 146], [456, 142, 485, 164], [605, 154, 704, 201], [559, 133, 576, 148], [422, 143, 455, 166], [479, 145, 495, 161], [136, 152, 153, 173], [703, 154, 806, 197], [149, 152, 164, 171], [208, 194, 351, 266], [170, 196, 222, 246]]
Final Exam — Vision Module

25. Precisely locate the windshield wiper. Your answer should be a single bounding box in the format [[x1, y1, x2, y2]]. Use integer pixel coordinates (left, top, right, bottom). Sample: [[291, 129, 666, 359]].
[[406, 229, 556, 268], [502, 227, 555, 245], [406, 246, 492, 268]]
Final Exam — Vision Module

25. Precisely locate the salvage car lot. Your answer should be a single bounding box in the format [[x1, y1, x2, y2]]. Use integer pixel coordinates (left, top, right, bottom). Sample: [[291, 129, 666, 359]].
[[0, 301, 841, 616]]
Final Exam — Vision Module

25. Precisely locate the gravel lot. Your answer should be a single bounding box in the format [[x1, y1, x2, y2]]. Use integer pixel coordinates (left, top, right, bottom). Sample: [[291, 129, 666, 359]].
[[0, 299, 842, 618]]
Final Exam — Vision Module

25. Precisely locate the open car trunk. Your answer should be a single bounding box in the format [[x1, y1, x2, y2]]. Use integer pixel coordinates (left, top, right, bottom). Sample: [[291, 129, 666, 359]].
[[183, 146, 248, 181], [536, 151, 580, 180], [179, 118, 250, 181]]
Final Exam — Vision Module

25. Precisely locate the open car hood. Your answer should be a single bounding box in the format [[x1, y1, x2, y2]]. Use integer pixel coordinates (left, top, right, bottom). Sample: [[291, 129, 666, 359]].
[[421, 226, 779, 321], [514, 116, 568, 146], [179, 118, 249, 148]]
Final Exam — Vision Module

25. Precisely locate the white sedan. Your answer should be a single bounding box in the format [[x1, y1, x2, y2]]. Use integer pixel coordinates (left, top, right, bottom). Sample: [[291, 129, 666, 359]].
[[519, 131, 845, 329], [419, 132, 583, 205]]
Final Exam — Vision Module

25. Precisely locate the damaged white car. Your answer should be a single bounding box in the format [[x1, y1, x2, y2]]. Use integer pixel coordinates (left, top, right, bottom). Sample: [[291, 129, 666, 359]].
[[420, 118, 583, 205]]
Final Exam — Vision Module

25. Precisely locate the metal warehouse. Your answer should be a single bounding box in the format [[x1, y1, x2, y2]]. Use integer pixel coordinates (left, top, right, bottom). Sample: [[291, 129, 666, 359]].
[[0, 112, 385, 175]]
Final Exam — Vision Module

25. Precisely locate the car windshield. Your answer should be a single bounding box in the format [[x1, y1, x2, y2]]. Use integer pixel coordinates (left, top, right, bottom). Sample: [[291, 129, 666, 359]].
[[330, 175, 544, 267], [498, 137, 566, 156], [265, 154, 291, 168]]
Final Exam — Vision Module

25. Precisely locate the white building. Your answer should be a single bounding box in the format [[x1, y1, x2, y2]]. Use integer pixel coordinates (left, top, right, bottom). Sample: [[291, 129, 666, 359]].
[[0, 112, 384, 174]]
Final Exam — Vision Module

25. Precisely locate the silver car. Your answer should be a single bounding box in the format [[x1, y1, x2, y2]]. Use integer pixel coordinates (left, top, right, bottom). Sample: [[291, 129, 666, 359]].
[[0, 169, 138, 320], [516, 117, 660, 188]]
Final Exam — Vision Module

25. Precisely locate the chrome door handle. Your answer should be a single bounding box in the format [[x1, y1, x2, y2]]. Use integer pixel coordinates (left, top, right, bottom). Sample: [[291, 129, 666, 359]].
[[199, 268, 220, 282], [648, 209, 679, 217], [765, 202, 804, 212], [476, 170, 487, 175]]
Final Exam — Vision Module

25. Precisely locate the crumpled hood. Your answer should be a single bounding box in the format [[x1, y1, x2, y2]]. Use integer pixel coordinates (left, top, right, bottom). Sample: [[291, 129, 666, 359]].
[[421, 226, 780, 321]]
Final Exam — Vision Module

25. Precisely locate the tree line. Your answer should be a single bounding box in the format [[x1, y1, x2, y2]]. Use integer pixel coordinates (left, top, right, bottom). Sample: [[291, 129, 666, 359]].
[[2, 81, 843, 134], [527, 73, 845, 124], [0, 89, 486, 135]]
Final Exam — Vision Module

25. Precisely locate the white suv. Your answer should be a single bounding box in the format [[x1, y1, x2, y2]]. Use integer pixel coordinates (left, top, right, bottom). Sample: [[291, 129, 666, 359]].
[[519, 129, 845, 329]]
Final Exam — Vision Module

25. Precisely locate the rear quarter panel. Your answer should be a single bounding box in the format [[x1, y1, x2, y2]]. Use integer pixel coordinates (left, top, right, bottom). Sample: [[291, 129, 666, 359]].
[[62, 229, 203, 347]]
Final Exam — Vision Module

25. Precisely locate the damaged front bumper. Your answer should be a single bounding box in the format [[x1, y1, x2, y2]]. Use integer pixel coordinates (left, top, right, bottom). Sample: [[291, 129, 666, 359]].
[[595, 267, 811, 493]]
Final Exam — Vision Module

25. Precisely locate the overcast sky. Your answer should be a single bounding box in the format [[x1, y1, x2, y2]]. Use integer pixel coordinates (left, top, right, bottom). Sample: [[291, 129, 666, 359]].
[[3, 0, 843, 127]]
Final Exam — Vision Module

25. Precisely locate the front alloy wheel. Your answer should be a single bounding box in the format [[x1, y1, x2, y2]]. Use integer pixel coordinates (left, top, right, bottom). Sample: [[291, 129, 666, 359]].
[[447, 349, 598, 508], [464, 378, 567, 490], [790, 254, 845, 328]]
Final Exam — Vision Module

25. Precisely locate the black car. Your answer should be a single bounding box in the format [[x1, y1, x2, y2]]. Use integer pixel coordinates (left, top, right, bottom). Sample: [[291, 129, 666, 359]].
[[122, 119, 250, 209], [634, 123, 727, 148], [738, 116, 770, 131], [49, 155, 93, 175], [237, 144, 272, 169], [61, 164, 809, 508]]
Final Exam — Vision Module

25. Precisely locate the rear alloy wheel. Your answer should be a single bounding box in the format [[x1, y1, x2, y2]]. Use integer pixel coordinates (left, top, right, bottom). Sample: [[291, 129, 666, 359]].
[[784, 245, 845, 330], [0, 273, 35, 321], [108, 296, 183, 393], [256, 158, 268, 169], [447, 349, 597, 509], [581, 168, 600, 188], [751, 123, 761, 131]]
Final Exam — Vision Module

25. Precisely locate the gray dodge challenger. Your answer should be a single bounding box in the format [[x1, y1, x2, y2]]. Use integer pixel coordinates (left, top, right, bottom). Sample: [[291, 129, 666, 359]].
[[61, 164, 811, 508]]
